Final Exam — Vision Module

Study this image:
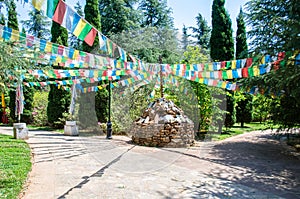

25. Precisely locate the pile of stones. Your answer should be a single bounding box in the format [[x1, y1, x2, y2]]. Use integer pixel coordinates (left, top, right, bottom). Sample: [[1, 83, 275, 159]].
[[130, 98, 194, 147]]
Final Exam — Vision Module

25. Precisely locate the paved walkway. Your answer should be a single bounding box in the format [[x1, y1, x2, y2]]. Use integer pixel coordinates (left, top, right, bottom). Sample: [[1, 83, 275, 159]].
[[1, 126, 300, 199]]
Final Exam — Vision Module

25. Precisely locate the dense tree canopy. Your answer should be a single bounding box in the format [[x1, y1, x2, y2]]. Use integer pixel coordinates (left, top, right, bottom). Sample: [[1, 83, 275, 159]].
[[210, 0, 234, 61], [242, 0, 300, 129], [245, 0, 300, 54]]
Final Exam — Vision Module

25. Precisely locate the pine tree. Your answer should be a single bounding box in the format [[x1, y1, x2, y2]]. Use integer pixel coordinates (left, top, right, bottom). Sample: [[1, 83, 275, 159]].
[[99, 0, 140, 35], [79, 0, 106, 128], [181, 24, 189, 51], [7, 0, 18, 30], [0, 14, 5, 25], [21, 7, 50, 39], [47, 5, 70, 126], [139, 0, 174, 28], [235, 7, 248, 59], [191, 13, 211, 49], [210, 0, 234, 61]]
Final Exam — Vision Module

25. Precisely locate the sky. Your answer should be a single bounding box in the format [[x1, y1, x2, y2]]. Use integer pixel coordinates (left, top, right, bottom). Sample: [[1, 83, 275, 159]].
[[13, 0, 249, 35]]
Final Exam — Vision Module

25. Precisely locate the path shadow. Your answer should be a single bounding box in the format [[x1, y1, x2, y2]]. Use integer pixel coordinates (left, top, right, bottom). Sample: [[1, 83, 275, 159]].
[[160, 133, 300, 198]]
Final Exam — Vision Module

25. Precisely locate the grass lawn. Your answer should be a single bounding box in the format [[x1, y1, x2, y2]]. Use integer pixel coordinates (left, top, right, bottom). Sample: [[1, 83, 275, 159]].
[[209, 122, 276, 141], [0, 134, 31, 199]]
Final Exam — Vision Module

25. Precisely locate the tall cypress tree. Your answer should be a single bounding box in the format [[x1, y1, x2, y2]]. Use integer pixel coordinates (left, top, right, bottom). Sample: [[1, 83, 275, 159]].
[[191, 13, 211, 50], [210, 0, 234, 61], [79, 0, 106, 129], [235, 8, 251, 127], [236, 7, 248, 59], [47, 4, 70, 126], [210, 0, 235, 129]]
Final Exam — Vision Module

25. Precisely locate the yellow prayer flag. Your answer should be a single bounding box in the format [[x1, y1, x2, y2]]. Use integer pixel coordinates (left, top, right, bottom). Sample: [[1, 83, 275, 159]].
[[232, 60, 236, 69], [32, 0, 45, 11], [116, 70, 121, 76], [73, 19, 86, 37], [208, 63, 213, 71], [253, 66, 260, 76], [98, 86, 103, 90], [199, 78, 204, 83], [227, 70, 233, 79], [222, 82, 227, 89], [11, 29, 19, 41], [73, 50, 79, 60], [45, 41, 52, 53]]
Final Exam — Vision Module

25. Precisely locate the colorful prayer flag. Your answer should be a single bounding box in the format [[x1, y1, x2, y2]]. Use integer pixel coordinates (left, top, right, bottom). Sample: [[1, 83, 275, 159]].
[[53, 0, 67, 25]]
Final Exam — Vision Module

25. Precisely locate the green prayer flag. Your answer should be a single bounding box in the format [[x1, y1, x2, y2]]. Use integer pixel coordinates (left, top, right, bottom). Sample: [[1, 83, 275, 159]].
[[78, 23, 92, 40], [248, 67, 254, 77], [222, 70, 228, 79], [47, 0, 59, 18]]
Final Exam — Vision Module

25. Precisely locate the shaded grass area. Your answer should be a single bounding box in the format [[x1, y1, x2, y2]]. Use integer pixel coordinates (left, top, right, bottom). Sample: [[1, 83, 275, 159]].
[[210, 122, 276, 141], [0, 134, 31, 199]]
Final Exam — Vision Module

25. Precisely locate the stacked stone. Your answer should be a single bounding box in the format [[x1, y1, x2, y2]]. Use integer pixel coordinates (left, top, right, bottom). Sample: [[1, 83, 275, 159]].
[[131, 98, 194, 148]]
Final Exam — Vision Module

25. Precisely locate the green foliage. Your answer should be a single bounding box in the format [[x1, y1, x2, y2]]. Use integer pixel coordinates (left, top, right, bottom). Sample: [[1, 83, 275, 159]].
[[235, 8, 248, 59], [191, 13, 211, 49], [21, 7, 50, 39], [47, 85, 70, 127], [0, 134, 31, 199], [210, 0, 234, 61], [244, 0, 300, 129], [245, 0, 300, 54], [235, 92, 252, 127], [7, 0, 18, 30], [32, 91, 48, 126], [95, 87, 108, 122], [224, 91, 236, 128], [252, 94, 274, 123], [99, 0, 140, 36], [138, 0, 174, 28], [182, 46, 210, 64], [110, 27, 181, 63]]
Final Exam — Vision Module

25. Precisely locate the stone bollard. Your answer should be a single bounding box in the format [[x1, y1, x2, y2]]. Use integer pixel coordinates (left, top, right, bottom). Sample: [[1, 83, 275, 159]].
[[13, 123, 29, 140], [64, 121, 79, 136]]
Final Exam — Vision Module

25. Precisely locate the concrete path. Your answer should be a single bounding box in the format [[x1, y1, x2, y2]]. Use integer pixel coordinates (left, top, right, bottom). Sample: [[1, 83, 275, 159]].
[[1, 127, 300, 199]]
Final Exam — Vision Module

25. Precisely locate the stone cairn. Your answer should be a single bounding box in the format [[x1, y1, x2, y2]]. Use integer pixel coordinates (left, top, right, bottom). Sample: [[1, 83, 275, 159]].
[[131, 98, 194, 147]]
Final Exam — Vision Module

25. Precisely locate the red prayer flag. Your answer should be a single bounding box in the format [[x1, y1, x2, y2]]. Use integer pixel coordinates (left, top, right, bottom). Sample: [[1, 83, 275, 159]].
[[242, 67, 249, 77], [53, 0, 67, 25], [84, 28, 97, 46], [246, 58, 253, 67], [221, 61, 226, 68], [58, 45, 64, 55]]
